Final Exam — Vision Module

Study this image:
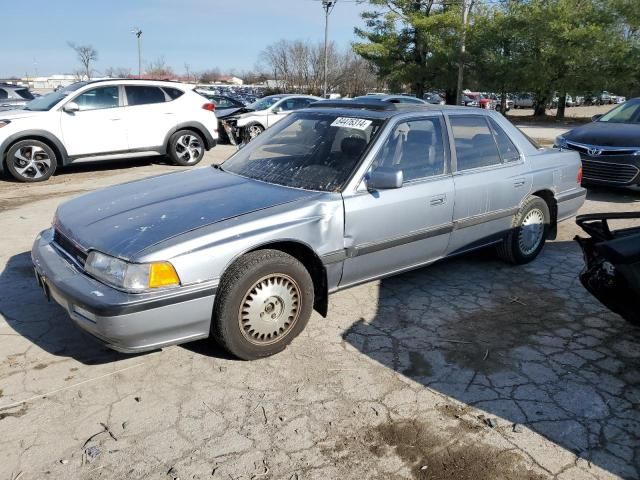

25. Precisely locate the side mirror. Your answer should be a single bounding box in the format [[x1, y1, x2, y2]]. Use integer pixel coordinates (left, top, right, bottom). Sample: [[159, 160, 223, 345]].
[[367, 168, 403, 190], [63, 102, 79, 113], [591, 114, 603, 122], [272, 106, 282, 113]]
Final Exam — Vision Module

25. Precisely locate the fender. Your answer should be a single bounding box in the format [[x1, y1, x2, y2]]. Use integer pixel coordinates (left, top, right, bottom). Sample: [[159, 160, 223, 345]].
[[164, 121, 217, 151], [0, 129, 69, 171]]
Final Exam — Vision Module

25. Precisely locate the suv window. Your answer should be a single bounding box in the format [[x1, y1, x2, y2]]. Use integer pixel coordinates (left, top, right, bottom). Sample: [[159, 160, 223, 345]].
[[162, 87, 184, 100], [489, 118, 520, 162], [16, 89, 34, 100], [0, 89, 8, 100], [372, 117, 446, 181], [125, 86, 167, 106], [449, 115, 501, 171], [74, 86, 119, 111]]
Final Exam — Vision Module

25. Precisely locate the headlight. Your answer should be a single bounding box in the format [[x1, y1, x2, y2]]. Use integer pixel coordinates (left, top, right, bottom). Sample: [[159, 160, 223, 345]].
[[84, 251, 180, 291], [555, 135, 568, 149], [0, 120, 11, 128]]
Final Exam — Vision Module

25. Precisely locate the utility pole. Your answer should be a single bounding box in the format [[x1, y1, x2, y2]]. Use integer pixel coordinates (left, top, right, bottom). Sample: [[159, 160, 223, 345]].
[[322, 0, 335, 98], [456, 0, 470, 105], [132, 28, 143, 78]]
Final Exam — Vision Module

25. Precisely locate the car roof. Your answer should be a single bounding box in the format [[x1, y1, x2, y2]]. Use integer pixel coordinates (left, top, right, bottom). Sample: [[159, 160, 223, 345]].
[[306, 99, 476, 119], [80, 78, 194, 89]]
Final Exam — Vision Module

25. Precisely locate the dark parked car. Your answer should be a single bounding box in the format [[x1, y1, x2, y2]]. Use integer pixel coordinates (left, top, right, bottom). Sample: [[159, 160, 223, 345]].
[[576, 212, 640, 325], [196, 92, 247, 143], [0, 83, 35, 111], [555, 98, 640, 188]]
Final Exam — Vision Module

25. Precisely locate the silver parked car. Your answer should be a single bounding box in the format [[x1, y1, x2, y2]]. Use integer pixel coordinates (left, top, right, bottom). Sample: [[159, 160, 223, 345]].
[[32, 100, 586, 360]]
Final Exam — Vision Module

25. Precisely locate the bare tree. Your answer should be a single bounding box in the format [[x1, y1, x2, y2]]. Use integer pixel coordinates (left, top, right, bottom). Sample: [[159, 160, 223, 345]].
[[198, 68, 222, 84], [68, 42, 98, 80], [104, 66, 132, 78], [146, 57, 175, 78], [259, 39, 380, 96]]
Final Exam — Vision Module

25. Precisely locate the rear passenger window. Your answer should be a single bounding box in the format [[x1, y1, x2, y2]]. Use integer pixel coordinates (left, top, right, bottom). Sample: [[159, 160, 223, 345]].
[[125, 86, 167, 106], [449, 116, 501, 171], [162, 87, 184, 100], [372, 118, 446, 181], [489, 118, 520, 162], [0, 89, 7, 99]]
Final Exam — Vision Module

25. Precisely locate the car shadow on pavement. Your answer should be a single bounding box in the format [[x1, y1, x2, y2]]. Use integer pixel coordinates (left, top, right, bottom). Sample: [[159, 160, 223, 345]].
[[343, 241, 640, 479], [586, 186, 640, 204], [0, 251, 143, 365]]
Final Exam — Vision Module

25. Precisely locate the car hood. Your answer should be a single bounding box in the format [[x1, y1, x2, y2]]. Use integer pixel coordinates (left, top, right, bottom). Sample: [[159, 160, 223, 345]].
[[564, 122, 640, 148], [0, 108, 45, 120], [55, 168, 322, 260], [216, 106, 249, 119]]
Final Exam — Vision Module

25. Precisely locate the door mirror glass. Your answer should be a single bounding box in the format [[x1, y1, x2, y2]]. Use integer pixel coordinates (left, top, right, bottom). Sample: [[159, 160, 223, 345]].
[[367, 167, 403, 190], [63, 102, 79, 113]]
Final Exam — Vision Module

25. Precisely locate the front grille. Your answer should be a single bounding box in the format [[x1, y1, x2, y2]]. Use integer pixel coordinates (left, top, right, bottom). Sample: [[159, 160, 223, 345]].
[[581, 159, 639, 184], [567, 141, 640, 157], [53, 229, 88, 266]]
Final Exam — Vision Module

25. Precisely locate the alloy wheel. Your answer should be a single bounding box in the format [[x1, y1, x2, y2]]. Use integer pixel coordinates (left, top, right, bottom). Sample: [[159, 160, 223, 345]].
[[518, 208, 545, 256], [174, 134, 203, 163], [12, 145, 52, 180], [238, 273, 301, 345]]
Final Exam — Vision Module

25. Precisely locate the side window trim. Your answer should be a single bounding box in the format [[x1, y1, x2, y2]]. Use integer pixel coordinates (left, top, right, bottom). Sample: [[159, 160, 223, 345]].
[[68, 85, 121, 111], [488, 117, 523, 163], [446, 114, 505, 174], [370, 113, 451, 185]]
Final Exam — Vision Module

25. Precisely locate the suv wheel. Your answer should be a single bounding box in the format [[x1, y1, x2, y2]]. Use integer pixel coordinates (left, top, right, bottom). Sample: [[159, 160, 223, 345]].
[[168, 130, 205, 166], [212, 250, 314, 360], [6, 140, 57, 182], [496, 196, 550, 265]]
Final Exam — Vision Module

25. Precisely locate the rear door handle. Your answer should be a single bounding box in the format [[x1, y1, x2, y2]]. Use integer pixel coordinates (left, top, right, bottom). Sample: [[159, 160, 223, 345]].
[[430, 195, 446, 206], [513, 178, 526, 187]]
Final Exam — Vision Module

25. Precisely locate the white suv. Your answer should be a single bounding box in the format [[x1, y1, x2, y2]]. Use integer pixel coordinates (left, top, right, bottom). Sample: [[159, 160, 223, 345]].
[[0, 79, 219, 182]]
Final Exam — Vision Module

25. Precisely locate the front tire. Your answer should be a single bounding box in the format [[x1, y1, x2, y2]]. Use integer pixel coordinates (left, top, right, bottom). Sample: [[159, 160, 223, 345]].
[[243, 123, 265, 143], [6, 140, 57, 182], [497, 196, 550, 265], [212, 250, 314, 360], [168, 130, 205, 166]]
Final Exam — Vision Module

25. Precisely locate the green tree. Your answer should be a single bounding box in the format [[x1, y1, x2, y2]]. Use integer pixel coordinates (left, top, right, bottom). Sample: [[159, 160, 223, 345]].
[[353, 0, 461, 100]]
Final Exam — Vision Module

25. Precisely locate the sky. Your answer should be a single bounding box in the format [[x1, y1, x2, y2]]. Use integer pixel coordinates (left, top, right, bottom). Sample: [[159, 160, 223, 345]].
[[2, 0, 369, 78]]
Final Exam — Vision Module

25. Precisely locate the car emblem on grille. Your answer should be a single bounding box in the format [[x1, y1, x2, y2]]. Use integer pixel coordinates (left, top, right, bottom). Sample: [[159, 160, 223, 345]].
[[587, 147, 603, 156]]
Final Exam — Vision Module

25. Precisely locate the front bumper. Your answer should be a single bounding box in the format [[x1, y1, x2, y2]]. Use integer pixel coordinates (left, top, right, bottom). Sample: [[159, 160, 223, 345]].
[[31, 229, 217, 353]]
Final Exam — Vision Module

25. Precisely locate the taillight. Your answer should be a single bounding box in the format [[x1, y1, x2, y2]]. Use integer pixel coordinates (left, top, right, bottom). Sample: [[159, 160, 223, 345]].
[[577, 165, 583, 184], [202, 103, 216, 112]]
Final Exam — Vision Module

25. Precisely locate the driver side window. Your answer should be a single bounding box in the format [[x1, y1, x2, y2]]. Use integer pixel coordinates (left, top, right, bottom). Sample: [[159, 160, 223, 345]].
[[372, 118, 446, 182], [74, 86, 119, 111]]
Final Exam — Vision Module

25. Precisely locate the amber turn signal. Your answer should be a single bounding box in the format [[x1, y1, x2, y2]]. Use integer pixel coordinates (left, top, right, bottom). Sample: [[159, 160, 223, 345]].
[[148, 262, 180, 288]]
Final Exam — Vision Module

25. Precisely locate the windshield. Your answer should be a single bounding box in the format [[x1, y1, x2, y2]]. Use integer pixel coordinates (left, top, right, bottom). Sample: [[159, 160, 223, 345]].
[[598, 101, 640, 124], [223, 111, 384, 192], [24, 91, 69, 111], [249, 96, 281, 111]]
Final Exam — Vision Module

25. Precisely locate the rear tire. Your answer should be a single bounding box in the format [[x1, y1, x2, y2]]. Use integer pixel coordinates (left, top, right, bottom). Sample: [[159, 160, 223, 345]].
[[212, 250, 314, 360], [168, 130, 205, 166], [497, 196, 550, 265], [6, 139, 57, 182]]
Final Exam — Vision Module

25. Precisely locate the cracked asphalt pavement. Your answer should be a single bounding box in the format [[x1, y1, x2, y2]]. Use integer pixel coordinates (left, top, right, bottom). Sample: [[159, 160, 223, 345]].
[[0, 144, 639, 480]]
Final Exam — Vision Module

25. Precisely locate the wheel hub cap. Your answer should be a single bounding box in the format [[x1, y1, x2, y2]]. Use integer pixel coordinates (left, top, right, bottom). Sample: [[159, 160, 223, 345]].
[[239, 274, 301, 345], [175, 134, 202, 163], [13, 146, 52, 179], [518, 208, 545, 255]]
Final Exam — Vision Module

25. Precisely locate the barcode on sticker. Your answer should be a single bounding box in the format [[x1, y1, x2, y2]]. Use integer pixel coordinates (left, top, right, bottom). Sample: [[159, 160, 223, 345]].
[[330, 117, 373, 130]]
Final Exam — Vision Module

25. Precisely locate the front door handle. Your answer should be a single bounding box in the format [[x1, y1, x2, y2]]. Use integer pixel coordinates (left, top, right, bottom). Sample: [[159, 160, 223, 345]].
[[513, 178, 526, 187], [430, 195, 446, 206]]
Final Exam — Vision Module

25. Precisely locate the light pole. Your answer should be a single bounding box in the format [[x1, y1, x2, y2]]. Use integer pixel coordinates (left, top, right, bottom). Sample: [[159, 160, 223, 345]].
[[132, 28, 143, 78], [322, 1, 335, 98], [456, 0, 471, 105]]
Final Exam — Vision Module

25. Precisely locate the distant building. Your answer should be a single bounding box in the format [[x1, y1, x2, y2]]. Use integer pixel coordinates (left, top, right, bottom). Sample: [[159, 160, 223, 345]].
[[26, 74, 77, 89], [213, 76, 244, 85]]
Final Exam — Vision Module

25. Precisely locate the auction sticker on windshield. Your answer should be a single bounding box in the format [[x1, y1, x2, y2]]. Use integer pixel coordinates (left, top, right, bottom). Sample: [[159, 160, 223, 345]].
[[331, 117, 373, 130]]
